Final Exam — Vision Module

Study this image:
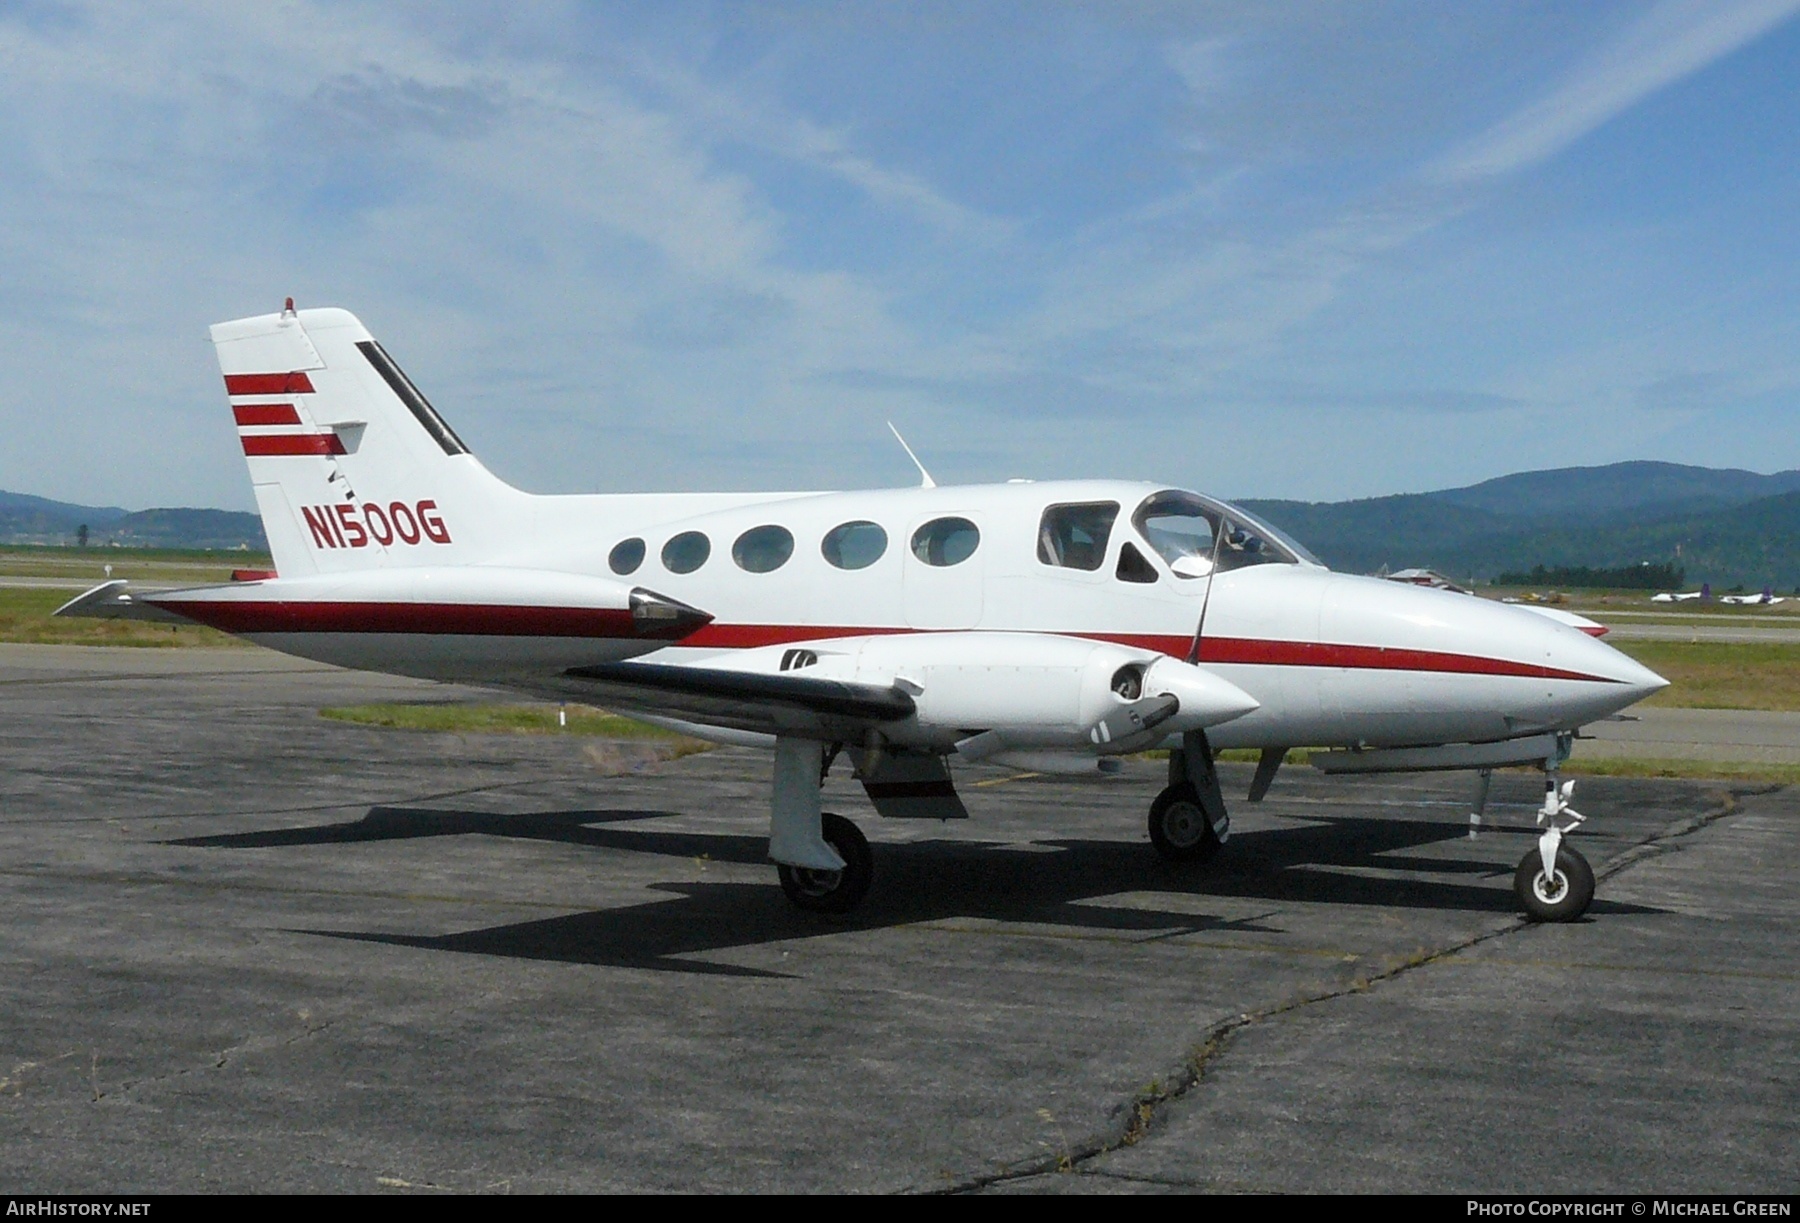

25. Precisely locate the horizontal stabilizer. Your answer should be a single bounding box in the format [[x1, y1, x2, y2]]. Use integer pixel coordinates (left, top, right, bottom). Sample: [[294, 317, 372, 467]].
[[54, 580, 198, 625]]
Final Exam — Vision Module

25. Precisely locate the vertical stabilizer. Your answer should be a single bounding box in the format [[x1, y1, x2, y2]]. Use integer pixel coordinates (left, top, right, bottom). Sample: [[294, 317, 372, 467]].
[[210, 305, 531, 576]]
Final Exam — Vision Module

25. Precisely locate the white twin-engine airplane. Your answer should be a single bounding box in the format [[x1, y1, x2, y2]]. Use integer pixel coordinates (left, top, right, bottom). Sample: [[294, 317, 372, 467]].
[[62, 303, 1668, 922]]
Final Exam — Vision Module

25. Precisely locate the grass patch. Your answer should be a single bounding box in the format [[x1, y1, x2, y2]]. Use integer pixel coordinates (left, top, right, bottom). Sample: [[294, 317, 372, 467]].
[[1560, 756, 1800, 785], [319, 702, 713, 754], [0, 587, 244, 648], [0, 546, 269, 584], [1612, 640, 1800, 711]]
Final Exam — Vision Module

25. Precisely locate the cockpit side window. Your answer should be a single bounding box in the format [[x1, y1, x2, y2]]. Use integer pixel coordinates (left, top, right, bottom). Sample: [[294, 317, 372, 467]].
[[1036, 502, 1118, 571], [1131, 490, 1299, 577], [1116, 541, 1158, 584]]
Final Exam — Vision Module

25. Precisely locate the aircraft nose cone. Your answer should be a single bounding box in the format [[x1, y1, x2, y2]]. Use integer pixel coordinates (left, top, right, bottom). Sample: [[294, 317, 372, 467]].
[[1549, 624, 1669, 722], [1613, 652, 1670, 702]]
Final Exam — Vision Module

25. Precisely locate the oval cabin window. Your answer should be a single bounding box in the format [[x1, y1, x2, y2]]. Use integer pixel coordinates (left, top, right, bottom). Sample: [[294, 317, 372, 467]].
[[732, 525, 795, 573], [661, 531, 711, 574], [609, 537, 646, 575], [910, 517, 980, 567], [821, 521, 888, 570]]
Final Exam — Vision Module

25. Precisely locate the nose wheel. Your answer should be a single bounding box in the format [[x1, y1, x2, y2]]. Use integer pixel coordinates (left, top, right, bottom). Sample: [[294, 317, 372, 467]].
[[777, 812, 873, 913], [1514, 842, 1594, 921]]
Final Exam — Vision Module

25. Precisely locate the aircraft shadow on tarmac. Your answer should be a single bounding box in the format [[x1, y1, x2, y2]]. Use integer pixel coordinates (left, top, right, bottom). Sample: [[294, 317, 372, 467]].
[[166, 804, 1659, 977]]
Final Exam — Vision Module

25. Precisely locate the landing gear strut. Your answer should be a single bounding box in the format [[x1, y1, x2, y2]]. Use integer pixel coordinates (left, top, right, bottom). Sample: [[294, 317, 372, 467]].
[[1513, 765, 1594, 922]]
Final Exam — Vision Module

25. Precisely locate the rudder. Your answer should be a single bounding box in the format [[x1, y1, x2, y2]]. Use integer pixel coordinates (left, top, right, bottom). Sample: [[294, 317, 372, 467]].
[[211, 303, 529, 576]]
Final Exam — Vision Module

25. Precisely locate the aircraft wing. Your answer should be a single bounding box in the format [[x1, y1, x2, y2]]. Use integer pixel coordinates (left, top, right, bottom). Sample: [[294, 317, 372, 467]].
[[538, 660, 918, 740]]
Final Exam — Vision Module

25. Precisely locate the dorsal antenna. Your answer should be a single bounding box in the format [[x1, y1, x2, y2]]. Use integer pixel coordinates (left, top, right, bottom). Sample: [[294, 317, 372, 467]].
[[886, 421, 936, 489]]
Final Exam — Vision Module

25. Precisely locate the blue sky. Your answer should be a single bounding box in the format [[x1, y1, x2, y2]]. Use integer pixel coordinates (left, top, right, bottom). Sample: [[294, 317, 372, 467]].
[[2, 1, 1798, 512]]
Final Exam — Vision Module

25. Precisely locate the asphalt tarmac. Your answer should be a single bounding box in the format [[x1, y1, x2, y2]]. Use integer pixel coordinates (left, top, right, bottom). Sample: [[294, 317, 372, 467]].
[[1, 645, 1794, 1194]]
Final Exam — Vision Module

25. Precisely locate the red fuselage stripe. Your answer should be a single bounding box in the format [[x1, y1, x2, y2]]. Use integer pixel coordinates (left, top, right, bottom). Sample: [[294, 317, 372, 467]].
[[683, 623, 1616, 683], [225, 372, 316, 395], [155, 601, 638, 638], [232, 403, 303, 427], [143, 609, 1620, 683], [242, 434, 347, 457]]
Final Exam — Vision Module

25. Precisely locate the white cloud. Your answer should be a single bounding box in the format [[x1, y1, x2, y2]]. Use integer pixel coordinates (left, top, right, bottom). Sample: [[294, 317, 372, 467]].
[[1438, 0, 1800, 180]]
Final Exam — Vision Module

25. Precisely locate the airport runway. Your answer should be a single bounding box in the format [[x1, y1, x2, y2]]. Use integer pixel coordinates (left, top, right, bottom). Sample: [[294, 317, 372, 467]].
[[1, 645, 1793, 1193], [1597, 622, 1800, 644], [1580, 708, 1800, 765]]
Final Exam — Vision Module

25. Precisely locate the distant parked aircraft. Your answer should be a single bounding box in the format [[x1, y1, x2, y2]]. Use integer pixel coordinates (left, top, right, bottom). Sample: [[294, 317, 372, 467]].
[[1718, 587, 1787, 606]]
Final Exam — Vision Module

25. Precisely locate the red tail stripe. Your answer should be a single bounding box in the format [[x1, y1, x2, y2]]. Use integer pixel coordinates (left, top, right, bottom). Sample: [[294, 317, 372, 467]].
[[149, 600, 638, 638], [242, 434, 346, 457], [225, 372, 316, 395], [232, 403, 303, 427]]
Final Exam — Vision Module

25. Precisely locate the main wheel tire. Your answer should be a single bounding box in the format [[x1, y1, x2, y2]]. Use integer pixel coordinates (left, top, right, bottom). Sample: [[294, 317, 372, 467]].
[[1148, 783, 1222, 863], [778, 812, 873, 914], [1514, 842, 1595, 923]]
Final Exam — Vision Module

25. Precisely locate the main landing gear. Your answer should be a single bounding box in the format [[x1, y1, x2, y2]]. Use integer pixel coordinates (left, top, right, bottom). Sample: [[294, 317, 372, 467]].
[[777, 811, 873, 914], [1148, 730, 1231, 864], [768, 737, 874, 915]]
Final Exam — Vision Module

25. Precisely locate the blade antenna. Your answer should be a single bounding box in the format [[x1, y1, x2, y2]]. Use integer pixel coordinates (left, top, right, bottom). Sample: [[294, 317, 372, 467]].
[[1186, 514, 1228, 665], [886, 421, 936, 489]]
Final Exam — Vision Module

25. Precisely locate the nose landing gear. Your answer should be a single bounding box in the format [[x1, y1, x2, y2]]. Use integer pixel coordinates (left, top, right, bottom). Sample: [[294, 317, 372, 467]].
[[1514, 771, 1594, 922], [1515, 840, 1594, 921]]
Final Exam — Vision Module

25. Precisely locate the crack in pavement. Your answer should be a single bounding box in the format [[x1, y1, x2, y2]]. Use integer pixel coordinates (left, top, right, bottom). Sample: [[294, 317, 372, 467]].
[[923, 783, 1764, 1195], [95, 1018, 339, 1104]]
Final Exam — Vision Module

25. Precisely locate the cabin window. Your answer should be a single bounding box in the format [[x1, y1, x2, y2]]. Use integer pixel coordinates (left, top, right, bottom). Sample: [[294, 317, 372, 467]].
[[822, 521, 887, 570], [1037, 502, 1118, 571], [661, 531, 711, 574], [732, 524, 794, 573], [911, 516, 980, 567], [609, 538, 645, 575], [1116, 541, 1158, 584]]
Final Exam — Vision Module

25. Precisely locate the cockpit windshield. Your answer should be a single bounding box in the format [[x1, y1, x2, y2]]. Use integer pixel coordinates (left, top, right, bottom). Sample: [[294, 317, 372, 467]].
[[1131, 490, 1322, 577]]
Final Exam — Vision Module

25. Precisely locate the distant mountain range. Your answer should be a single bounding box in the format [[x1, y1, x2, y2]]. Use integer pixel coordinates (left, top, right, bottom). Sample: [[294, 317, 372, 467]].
[[1239, 461, 1800, 590], [0, 490, 266, 551], [3, 459, 1796, 586]]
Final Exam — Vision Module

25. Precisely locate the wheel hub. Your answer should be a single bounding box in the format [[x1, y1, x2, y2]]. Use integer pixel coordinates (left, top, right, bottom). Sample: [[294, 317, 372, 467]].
[[1162, 802, 1206, 848], [790, 866, 843, 897]]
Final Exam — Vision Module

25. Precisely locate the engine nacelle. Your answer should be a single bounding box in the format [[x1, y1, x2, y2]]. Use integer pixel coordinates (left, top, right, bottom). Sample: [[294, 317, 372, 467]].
[[715, 631, 1258, 752]]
